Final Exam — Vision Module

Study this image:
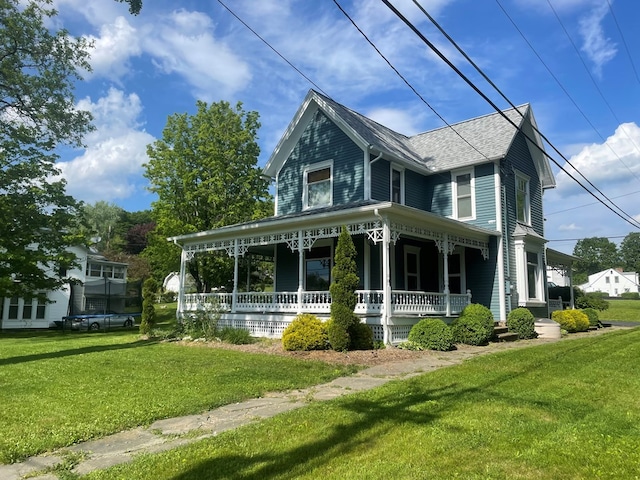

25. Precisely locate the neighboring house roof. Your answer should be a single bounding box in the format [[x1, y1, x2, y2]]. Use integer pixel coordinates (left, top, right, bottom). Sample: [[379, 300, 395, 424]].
[[264, 89, 556, 189]]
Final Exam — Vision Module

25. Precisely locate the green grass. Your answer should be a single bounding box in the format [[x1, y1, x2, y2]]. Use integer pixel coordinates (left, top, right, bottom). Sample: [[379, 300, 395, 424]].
[[0, 330, 357, 464], [86, 328, 640, 480], [598, 299, 640, 322]]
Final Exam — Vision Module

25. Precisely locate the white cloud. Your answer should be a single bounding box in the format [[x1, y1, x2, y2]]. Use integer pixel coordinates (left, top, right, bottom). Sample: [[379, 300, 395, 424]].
[[578, 1, 617, 76], [140, 9, 252, 99], [85, 16, 141, 81], [555, 122, 640, 195], [57, 88, 155, 204], [366, 107, 425, 136], [558, 223, 582, 231]]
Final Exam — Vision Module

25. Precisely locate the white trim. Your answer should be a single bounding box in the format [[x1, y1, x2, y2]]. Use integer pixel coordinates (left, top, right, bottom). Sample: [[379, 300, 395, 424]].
[[303, 239, 333, 291], [302, 159, 333, 210], [451, 168, 476, 221], [364, 150, 371, 201], [494, 163, 507, 321]]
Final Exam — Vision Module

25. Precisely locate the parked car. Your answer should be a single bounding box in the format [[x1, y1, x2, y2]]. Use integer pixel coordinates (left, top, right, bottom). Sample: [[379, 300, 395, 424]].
[[63, 310, 138, 331]]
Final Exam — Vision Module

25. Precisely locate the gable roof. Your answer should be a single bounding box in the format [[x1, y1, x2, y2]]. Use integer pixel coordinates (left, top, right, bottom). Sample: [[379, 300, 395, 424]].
[[264, 89, 555, 188]]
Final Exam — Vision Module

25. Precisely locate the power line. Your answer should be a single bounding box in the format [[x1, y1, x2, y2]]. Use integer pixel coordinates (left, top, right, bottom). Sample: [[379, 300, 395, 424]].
[[215, 0, 329, 97], [606, 0, 640, 87], [380, 0, 640, 230], [330, 0, 491, 164], [546, 189, 640, 216], [545, 0, 640, 183]]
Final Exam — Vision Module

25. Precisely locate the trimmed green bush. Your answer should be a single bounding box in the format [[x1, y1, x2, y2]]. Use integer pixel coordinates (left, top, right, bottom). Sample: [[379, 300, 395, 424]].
[[348, 321, 374, 350], [327, 304, 353, 351], [575, 292, 609, 311], [408, 318, 454, 351], [218, 326, 253, 344], [620, 292, 640, 300], [581, 308, 599, 327], [506, 307, 537, 340], [451, 304, 495, 346], [551, 310, 590, 333], [282, 314, 328, 351]]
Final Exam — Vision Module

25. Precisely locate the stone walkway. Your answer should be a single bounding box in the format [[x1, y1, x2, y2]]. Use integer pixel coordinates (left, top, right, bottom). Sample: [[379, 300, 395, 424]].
[[0, 327, 624, 480]]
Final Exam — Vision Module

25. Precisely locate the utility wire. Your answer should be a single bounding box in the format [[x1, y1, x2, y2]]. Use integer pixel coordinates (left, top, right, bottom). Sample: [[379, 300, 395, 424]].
[[545, 0, 640, 183], [331, 0, 491, 163], [215, 0, 329, 97], [546, 189, 640, 216], [606, 0, 640, 87], [413, 0, 640, 228], [380, 0, 640, 229]]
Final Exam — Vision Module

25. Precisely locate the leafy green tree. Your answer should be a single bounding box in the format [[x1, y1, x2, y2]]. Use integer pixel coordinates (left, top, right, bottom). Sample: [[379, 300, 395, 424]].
[[328, 226, 360, 351], [81, 201, 125, 252], [619, 232, 640, 273], [143, 100, 272, 290], [115, 0, 142, 15], [0, 0, 92, 298], [572, 237, 619, 284]]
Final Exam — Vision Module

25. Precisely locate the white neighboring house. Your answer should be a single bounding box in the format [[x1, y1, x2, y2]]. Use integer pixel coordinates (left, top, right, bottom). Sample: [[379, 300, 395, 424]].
[[578, 268, 639, 297], [163, 272, 195, 294], [1, 246, 128, 329]]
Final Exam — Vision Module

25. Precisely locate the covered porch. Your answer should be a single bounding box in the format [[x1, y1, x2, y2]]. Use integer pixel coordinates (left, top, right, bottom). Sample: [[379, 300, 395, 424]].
[[169, 202, 498, 344]]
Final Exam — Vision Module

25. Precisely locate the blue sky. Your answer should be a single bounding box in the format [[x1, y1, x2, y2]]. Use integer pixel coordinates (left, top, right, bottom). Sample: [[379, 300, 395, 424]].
[[51, 0, 640, 254]]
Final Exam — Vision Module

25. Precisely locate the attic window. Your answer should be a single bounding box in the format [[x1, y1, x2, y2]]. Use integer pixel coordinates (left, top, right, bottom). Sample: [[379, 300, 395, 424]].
[[452, 169, 475, 220], [304, 161, 333, 209]]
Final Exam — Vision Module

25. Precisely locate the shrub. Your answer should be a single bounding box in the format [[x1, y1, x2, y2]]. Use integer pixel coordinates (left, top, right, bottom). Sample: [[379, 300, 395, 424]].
[[348, 321, 374, 350], [180, 310, 218, 339], [282, 314, 328, 351], [140, 277, 158, 335], [327, 303, 354, 351], [620, 292, 640, 300], [551, 310, 590, 333], [506, 308, 537, 340], [451, 304, 495, 346], [575, 292, 609, 311], [408, 318, 454, 351], [397, 340, 426, 351], [581, 308, 599, 327], [218, 326, 253, 345]]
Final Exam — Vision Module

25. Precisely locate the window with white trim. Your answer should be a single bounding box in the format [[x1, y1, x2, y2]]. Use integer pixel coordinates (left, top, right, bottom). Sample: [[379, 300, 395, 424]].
[[452, 169, 475, 220], [305, 244, 332, 291], [526, 251, 540, 299], [391, 166, 405, 204], [516, 172, 530, 224], [303, 161, 333, 209]]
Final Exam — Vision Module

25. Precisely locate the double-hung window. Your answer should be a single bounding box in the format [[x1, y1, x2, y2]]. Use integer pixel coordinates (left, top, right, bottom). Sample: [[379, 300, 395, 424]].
[[391, 166, 404, 204], [516, 172, 530, 224], [304, 161, 332, 209], [526, 251, 540, 299], [452, 169, 474, 220]]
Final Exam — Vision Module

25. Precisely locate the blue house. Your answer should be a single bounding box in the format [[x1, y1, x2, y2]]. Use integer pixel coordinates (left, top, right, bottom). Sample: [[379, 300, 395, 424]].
[[169, 90, 570, 344]]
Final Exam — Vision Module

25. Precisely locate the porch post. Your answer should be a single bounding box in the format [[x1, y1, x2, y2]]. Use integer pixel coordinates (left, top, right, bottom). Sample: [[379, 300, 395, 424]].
[[568, 265, 575, 310], [443, 234, 451, 317], [382, 217, 391, 345], [177, 248, 187, 321], [232, 239, 239, 313], [298, 230, 304, 314]]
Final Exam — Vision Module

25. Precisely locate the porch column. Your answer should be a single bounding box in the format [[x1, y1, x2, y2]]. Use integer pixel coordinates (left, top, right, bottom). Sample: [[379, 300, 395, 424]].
[[232, 239, 239, 313], [381, 217, 391, 345], [297, 230, 304, 314], [443, 234, 451, 317], [177, 248, 187, 321], [569, 266, 575, 310]]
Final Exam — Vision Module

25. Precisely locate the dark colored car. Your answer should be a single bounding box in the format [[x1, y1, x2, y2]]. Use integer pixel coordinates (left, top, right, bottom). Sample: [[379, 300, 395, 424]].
[[63, 310, 137, 331]]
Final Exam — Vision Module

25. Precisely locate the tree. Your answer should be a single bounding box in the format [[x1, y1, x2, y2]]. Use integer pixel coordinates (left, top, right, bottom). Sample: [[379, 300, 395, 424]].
[[0, 0, 92, 298], [115, 0, 142, 15], [139, 277, 157, 335], [81, 201, 124, 252], [572, 237, 619, 284], [327, 226, 360, 351], [143, 100, 272, 290], [619, 232, 640, 273]]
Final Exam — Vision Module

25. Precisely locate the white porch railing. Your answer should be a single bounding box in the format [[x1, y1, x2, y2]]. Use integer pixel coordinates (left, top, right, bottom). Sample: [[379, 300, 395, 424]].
[[182, 289, 471, 316]]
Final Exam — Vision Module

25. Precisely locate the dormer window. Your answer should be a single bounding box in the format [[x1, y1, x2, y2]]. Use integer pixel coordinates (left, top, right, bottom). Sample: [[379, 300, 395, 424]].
[[304, 161, 333, 209]]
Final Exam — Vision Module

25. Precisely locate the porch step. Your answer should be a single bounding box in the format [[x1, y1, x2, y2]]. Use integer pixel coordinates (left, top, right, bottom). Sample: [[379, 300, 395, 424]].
[[493, 324, 519, 342]]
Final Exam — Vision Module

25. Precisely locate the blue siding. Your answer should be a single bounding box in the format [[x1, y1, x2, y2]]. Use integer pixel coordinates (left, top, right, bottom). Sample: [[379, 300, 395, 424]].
[[468, 163, 497, 231], [275, 243, 298, 291], [405, 171, 429, 210], [465, 237, 501, 320], [371, 159, 390, 201], [425, 172, 452, 216], [277, 111, 364, 215]]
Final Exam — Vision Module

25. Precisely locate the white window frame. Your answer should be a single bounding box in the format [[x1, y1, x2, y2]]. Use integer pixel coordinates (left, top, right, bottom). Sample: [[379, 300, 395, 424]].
[[390, 164, 405, 205], [515, 171, 531, 225], [303, 160, 333, 210], [515, 238, 545, 306], [451, 168, 475, 220]]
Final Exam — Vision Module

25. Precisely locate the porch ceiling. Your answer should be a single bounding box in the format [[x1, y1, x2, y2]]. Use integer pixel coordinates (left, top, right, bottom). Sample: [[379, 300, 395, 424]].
[[168, 201, 499, 257]]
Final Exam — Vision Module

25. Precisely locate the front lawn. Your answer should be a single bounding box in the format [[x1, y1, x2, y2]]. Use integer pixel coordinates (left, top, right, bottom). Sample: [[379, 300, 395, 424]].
[[86, 328, 640, 479], [0, 331, 357, 463], [598, 298, 640, 322]]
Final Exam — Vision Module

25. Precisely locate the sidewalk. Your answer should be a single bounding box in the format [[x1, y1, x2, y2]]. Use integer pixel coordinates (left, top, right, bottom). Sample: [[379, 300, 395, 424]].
[[0, 328, 622, 480]]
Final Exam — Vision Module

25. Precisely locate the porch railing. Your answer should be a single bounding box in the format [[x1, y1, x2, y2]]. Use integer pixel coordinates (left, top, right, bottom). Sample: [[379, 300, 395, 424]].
[[183, 289, 471, 316]]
